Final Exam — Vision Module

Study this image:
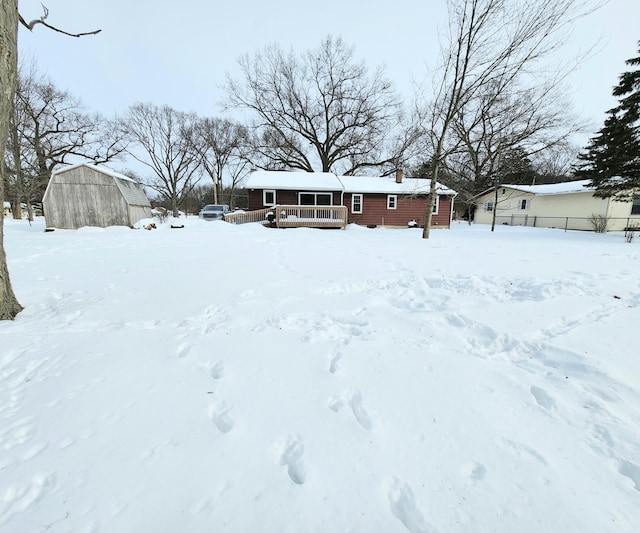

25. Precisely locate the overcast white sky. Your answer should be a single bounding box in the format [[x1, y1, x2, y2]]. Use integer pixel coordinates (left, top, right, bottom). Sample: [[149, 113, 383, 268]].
[[17, 0, 640, 147]]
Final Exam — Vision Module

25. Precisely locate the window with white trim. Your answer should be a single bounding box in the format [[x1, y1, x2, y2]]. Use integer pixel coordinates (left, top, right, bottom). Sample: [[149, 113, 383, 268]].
[[631, 197, 640, 215], [432, 195, 439, 214], [519, 199, 530, 210], [485, 201, 494, 212], [263, 189, 276, 206], [387, 195, 397, 209], [352, 194, 363, 214], [299, 192, 332, 206]]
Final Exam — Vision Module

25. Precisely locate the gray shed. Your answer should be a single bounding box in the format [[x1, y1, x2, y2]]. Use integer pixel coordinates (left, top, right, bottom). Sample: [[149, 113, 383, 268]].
[[43, 163, 152, 229]]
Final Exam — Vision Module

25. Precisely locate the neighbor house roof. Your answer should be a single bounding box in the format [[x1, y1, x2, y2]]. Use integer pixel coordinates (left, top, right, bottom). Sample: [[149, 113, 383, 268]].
[[246, 170, 457, 195], [502, 180, 593, 195], [474, 180, 593, 199]]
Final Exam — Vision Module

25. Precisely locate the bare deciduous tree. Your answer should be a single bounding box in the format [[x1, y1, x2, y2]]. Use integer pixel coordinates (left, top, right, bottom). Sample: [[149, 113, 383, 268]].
[[4, 64, 127, 220], [225, 35, 408, 175], [189, 117, 247, 204], [124, 103, 202, 217], [417, 0, 599, 238], [449, 83, 582, 188], [225, 157, 251, 208], [0, 2, 101, 320], [531, 140, 580, 181], [0, 0, 23, 319]]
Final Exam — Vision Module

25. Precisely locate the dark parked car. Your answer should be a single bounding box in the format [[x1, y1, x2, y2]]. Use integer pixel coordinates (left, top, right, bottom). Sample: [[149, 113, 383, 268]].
[[199, 204, 230, 221]]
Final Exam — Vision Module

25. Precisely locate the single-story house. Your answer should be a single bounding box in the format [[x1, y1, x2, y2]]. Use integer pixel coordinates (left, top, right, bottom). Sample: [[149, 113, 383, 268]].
[[245, 170, 457, 228], [43, 163, 152, 230], [472, 180, 640, 231]]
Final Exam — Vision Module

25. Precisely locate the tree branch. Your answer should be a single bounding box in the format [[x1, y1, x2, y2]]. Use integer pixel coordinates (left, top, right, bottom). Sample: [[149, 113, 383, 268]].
[[19, 4, 101, 37]]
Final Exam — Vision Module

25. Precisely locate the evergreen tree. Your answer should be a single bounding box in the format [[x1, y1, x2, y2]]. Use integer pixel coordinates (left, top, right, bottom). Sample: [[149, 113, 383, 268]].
[[575, 43, 640, 199]]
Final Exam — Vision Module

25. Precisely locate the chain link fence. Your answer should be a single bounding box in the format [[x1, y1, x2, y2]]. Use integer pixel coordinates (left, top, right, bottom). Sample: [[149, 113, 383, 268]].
[[492, 214, 640, 232]]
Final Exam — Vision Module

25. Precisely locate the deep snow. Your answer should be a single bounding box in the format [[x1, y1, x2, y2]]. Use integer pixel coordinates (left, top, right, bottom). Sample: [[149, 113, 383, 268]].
[[1, 217, 639, 532]]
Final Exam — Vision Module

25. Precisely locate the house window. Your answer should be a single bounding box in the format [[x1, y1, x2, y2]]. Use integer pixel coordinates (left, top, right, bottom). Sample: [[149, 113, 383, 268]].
[[485, 201, 494, 212], [632, 197, 640, 215], [299, 192, 332, 206], [352, 194, 363, 214], [263, 190, 276, 206], [387, 195, 397, 210], [519, 199, 530, 210]]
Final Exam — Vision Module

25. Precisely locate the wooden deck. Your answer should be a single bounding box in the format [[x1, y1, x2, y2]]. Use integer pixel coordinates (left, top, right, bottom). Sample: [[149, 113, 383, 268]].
[[224, 205, 348, 229]]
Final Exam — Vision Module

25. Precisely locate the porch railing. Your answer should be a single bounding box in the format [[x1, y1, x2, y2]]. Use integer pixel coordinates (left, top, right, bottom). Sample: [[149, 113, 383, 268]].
[[224, 205, 348, 229], [275, 205, 348, 229], [224, 207, 273, 225]]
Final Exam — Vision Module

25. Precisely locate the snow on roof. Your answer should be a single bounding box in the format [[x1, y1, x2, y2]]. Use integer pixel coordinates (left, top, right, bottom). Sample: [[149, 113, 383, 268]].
[[245, 170, 457, 195], [502, 180, 594, 195], [53, 163, 137, 183], [246, 171, 341, 191], [339, 175, 456, 195]]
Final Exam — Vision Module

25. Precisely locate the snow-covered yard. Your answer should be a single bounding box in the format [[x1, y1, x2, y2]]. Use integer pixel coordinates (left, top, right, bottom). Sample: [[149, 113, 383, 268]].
[[1, 217, 639, 532]]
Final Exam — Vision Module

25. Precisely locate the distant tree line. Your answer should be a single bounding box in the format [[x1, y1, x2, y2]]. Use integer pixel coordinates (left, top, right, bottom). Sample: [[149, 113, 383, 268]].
[[7, 11, 620, 225]]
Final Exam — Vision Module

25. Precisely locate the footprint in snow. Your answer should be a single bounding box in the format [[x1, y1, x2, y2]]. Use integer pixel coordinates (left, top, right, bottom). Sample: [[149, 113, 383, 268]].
[[209, 360, 224, 379], [348, 389, 373, 430], [208, 402, 234, 433], [530, 385, 555, 410], [176, 342, 191, 359], [387, 478, 431, 533], [274, 434, 306, 485], [619, 461, 640, 492], [328, 350, 342, 374], [328, 395, 344, 412], [463, 462, 486, 481]]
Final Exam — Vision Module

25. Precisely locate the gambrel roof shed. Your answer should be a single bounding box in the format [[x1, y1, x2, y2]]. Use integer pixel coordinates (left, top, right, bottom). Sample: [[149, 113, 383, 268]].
[[43, 163, 151, 230]]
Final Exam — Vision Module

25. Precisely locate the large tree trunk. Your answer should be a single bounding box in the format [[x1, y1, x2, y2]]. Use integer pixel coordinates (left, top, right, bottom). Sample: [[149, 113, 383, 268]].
[[0, 0, 24, 320]]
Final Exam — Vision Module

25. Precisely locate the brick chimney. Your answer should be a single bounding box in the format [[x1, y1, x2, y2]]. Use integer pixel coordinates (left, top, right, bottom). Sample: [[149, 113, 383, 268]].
[[395, 169, 403, 184]]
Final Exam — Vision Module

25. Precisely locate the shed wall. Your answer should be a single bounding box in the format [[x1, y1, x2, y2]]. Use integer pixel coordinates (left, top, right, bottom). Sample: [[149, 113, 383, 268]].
[[44, 166, 150, 229]]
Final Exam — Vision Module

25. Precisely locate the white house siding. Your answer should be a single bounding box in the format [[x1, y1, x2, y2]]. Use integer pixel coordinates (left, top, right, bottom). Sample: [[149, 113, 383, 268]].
[[474, 185, 639, 231], [607, 198, 640, 229]]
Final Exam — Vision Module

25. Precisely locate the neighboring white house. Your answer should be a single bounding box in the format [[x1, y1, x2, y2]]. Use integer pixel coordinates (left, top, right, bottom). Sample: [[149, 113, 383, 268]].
[[473, 180, 640, 231]]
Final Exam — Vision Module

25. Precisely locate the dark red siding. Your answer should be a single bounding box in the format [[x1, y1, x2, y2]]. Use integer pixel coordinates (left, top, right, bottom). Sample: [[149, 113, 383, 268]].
[[246, 189, 453, 228], [248, 189, 341, 210], [345, 193, 452, 228]]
